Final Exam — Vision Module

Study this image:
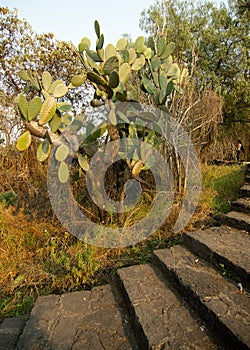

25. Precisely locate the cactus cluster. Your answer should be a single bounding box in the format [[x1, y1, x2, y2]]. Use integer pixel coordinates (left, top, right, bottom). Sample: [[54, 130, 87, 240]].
[[16, 70, 80, 179], [78, 20, 185, 110], [16, 21, 185, 182]]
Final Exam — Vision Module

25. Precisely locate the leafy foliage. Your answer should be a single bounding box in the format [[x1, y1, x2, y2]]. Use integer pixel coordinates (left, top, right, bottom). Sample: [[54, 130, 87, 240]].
[[0, 6, 90, 146], [140, 0, 250, 124], [14, 19, 187, 190]]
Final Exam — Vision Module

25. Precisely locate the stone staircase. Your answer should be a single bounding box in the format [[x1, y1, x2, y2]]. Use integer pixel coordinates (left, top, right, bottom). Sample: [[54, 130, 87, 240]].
[[220, 167, 250, 232], [1, 165, 250, 350]]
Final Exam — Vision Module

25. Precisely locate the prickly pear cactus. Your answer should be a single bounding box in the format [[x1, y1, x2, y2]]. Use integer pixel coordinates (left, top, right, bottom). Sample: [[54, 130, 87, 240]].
[[77, 21, 184, 109], [16, 20, 186, 182]]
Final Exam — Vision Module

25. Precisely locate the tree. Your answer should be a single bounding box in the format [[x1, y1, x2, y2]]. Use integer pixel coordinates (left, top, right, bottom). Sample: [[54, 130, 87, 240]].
[[13, 18, 202, 243], [139, 0, 224, 161], [0, 7, 89, 145], [139, 0, 250, 124]]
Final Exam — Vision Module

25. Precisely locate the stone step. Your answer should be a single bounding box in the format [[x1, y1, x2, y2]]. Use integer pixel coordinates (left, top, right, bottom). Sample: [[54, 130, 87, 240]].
[[218, 211, 250, 232], [231, 197, 250, 214], [240, 184, 250, 198], [17, 285, 139, 350], [153, 245, 250, 350], [117, 263, 217, 349], [182, 225, 250, 290], [0, 316, 26, 350], [245, 175, 250, 184]]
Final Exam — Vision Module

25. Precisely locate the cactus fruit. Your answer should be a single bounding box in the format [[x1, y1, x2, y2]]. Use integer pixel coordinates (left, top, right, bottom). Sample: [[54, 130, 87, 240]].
[[132, 160, 144, 176]]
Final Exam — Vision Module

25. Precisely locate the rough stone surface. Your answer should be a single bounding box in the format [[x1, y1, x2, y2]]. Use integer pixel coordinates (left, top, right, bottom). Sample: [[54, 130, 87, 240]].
[[231, 198, 250, 214], [245, 175, 250, 184], [2, 164, 250, 349], [0, 316, 26, 350], [240, 184, 250, 198], [117, 263, 216, 349], [153, 245, 250, 350], [17, 285, 138, 350], [183, 225, 250, 289], [219, 211, 250, 232]]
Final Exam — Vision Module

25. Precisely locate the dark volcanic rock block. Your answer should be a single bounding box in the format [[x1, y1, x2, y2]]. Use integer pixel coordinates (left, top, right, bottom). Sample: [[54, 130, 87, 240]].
[[183, 225, 250, 289], [240, 184, 250, 198], [153, 245, 250, 350], [231, 198, 250, 214], [117, 263, 216, 349], [219, 211, 250, 232], [0, 316, 26, 350], [17, 286, 138, 350]]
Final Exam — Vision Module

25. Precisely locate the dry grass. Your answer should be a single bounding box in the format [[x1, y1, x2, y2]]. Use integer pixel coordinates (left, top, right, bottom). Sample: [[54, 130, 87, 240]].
[[0, 206, 105, 318], [0, 145, 246, 319]]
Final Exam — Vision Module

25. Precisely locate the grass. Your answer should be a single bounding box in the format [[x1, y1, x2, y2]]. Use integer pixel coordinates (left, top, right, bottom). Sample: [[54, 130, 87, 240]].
[[0, 209, 102, 318], [0, 163, 246, 319], [200, 163, 245, 213]]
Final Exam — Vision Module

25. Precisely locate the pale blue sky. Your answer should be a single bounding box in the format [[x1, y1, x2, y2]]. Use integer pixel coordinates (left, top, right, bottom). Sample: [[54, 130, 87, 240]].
[[1, 0, 155, 46]]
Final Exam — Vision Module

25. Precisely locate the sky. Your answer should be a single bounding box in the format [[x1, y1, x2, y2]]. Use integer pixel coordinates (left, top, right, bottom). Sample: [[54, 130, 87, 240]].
[[1, 0, 155, 46]]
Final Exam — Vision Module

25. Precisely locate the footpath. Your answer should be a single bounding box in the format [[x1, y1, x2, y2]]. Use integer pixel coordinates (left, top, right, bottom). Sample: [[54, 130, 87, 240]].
[[1, 164, 250, 350]]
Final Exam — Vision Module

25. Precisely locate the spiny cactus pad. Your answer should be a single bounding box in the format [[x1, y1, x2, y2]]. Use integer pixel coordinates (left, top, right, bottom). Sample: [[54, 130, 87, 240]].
[[39, 97, 57, 125], [16, 131, 31, 152]]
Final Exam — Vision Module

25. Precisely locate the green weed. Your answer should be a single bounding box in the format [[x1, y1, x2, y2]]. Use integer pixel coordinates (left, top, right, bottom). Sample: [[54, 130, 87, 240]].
[[202, 164, 245, 213]]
